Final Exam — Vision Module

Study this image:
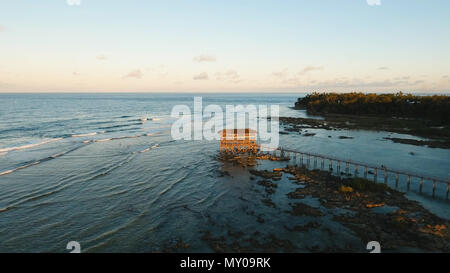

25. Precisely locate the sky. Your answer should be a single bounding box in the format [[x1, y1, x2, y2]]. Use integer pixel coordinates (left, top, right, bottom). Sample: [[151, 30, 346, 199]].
[[0, 0, 449, 93]]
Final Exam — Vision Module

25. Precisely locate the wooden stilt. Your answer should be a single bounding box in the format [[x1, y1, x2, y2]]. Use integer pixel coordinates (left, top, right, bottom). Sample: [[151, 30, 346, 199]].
[[432, 180, 437, 198], [419, 177, 424, 194]]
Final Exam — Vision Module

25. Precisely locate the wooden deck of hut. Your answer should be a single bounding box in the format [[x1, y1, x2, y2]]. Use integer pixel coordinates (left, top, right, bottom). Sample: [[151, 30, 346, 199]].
[[219, 129, 258, 153]]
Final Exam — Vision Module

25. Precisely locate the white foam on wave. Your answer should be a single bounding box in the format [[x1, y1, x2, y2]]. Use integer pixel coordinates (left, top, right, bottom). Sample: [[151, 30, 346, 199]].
[[0, 169, 14, 176], [0, 161, 40, 177], [0, 138, 63, 153], [72, 132, 98, 138], [139, 142, 160, 153], [96, 138, 112, 142], [94, 135, 142, 143], [51, 152, 66, 158]]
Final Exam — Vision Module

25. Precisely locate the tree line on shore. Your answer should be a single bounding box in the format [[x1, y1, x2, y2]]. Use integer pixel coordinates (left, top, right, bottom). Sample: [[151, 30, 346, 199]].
[[295, 92, 450, 125]]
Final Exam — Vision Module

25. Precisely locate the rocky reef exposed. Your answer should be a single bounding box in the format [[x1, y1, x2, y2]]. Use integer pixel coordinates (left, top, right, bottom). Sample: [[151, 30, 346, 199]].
[[206, 152, 450, 252]]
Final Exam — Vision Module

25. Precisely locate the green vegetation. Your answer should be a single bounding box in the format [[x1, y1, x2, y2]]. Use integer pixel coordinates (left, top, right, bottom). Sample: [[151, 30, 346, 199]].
[[295, 92, 450, 126]]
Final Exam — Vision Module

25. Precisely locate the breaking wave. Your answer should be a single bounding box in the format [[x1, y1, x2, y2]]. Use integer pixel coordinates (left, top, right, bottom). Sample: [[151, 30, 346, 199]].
[[0, 138, 63, 153], [72, 132, 99, 138], [0, 145, 85, 177]]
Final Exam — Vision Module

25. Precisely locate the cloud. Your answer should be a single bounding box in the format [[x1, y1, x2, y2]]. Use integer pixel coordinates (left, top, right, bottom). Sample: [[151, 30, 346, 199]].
[[96, 54, 108, 61], [367, 0, 381, 6], [145, 65, 169, 77], [124, 69, 144, 79], [271, 69, 288, 78], [67, 0, 82, 6], [193, 72, 209, 80], [393, 76, 410, 80], [299, 66, 324, 75], [193, 54, 216, 63], [300, 78, 413, 89], [276, 66, 323, 84], [378, 66, 389, 70], [276, 74, 430, 91], [72, 72, 81, 76], [272, 66, 323, 84], [215, 70, 240, 82]]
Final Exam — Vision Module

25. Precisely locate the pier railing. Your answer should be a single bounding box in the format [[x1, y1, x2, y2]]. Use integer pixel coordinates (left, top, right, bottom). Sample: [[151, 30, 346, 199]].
[[265, 147, 449, 200]]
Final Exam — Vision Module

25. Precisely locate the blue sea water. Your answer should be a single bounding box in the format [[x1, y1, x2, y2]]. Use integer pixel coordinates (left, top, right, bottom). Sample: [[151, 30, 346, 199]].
[[0, 93, 448, 252]]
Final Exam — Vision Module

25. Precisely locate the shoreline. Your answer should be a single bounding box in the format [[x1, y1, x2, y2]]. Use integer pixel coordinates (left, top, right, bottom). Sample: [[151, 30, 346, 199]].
[[279, 115, 450, 149]]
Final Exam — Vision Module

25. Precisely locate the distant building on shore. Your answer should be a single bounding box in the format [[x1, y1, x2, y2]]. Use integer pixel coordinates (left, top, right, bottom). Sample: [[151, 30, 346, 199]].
[[219, 129, 258, 153]]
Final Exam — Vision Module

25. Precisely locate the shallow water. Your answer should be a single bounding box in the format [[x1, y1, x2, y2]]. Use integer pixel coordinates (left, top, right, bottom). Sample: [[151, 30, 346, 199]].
[[0, 93, 448, 252]]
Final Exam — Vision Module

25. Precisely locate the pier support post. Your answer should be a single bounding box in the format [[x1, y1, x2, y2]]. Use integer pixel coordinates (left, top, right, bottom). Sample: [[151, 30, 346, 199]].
[[447, 183, 449, 200], [300, 154, 303, 166], [329, 160, 333, 172], [432, 180, 437, 198], [307, 155, 310, 168], [419, 177, 424, 194], [395, 173, 399, 188], [321, 158, 325, 170], [337, 161, 341, 173], [354, 164, 358, 177], [407, 175, 411, 191], [345, 162, 350, 175], [374, 168, 378, 182], [314, 157, 317, 169], [384, 170, 388, 184], [364, 166, 368, 179]]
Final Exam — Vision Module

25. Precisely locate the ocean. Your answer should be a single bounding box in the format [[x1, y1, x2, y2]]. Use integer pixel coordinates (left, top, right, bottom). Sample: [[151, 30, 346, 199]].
[[0, 93, 449, 252]]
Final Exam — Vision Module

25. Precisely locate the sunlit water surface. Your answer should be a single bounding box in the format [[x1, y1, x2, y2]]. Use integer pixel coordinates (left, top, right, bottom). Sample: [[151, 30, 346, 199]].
[[0, 93, 448, 252]]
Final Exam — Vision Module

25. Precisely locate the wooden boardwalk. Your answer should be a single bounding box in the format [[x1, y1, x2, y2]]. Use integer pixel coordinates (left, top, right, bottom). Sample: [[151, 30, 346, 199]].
[[264, 147, 449, 200]]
